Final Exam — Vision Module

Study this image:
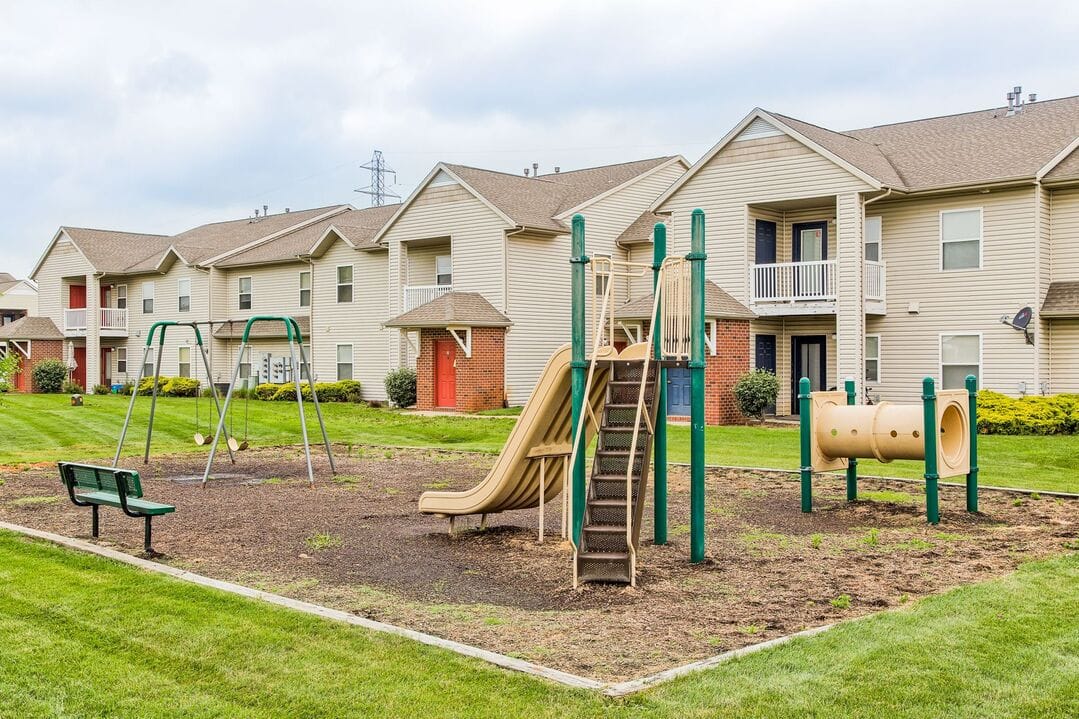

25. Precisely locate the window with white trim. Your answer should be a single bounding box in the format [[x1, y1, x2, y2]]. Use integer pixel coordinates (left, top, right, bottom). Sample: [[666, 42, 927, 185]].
[[143, 361, 154, 377], [178, 346, 191, 378], [116, 285, 127, 310], [142, 282, 154, 314], [435, 255, 452, 286], [300, 344, 311, 380], [941, 334, 980, 389], [865, 335, 880, 384], [177, 278, 191, 312], [941, 209, 981, 270], [299, 271, 311, 307], [337, 265, 353, 303], [239, 346, 251, 380], [864, 216, 882, 262], [238, 277, 252, 310], [116, 348, 127, 374], [336, 344, 353, 380]]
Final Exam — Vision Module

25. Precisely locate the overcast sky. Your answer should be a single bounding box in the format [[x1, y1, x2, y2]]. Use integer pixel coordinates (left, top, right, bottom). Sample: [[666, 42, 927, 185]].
[[2, 0, 1076, 277]]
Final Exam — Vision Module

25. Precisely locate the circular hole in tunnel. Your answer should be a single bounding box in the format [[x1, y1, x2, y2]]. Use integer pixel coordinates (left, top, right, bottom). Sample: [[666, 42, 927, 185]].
[[939, 402, 967, 467]]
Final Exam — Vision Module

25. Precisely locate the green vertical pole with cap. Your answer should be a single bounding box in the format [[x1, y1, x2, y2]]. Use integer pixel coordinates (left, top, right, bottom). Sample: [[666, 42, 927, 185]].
[[922, 376, 940, 525], [965, 374, 979, 513], [570, 214, 589, 545], [652, 222, 668, 545], [845, 377, 858, 501], [689, 209, 707, 563], [799, 377, 813, 513]]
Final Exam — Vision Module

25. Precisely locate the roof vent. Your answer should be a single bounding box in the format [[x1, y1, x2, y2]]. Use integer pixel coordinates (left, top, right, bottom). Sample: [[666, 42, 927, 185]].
[[254, 208, 260, 218], [532, 162, 539, 177], [263, 204, 269, 216], [523, 168, 530, 177], [1006, 85, 1028, 116], [554, 166, 561, 174], [285, 207, 290, 213], [1028, 93, 1037, 103]]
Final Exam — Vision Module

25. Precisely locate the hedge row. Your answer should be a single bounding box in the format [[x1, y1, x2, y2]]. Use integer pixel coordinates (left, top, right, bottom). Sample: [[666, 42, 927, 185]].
[[253, 380, 363, 403], [977, 391, 1079, 435], [136, 376, 200, 397]]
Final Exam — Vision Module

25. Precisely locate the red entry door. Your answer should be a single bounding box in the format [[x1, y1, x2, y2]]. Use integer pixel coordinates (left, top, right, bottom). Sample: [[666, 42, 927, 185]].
[[69, 285, 87, 309], [434, 340, 456, 408], [73, 347, 87, 390], [12, 352, 26, 391]]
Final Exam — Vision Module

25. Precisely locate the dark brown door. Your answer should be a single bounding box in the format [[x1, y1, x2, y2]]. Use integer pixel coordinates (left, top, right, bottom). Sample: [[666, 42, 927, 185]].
[[434, 340, 456, 408], [791, 336, 826, 414]]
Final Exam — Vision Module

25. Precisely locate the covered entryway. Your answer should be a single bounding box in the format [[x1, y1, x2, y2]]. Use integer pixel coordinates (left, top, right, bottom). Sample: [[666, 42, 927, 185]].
[[434, 339, 456, 408], [0, 317, 66, 392]]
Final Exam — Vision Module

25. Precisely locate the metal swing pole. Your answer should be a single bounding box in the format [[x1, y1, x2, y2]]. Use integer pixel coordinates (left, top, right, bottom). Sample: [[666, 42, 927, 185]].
[[194, 332, 235, 464], [202, 341, 247, 486], [293, 328, 335, 475], [113, 344, 154, 467], [143, 327, 168, 464], [286, 333, 317, 487]]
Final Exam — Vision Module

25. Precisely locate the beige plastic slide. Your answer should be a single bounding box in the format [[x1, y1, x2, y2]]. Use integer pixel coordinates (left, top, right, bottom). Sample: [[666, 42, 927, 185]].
[[418, 342, 616, 517]]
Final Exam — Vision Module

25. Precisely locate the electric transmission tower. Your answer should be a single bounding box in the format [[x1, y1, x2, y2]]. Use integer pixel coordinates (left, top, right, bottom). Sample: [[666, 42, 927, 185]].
[[355, 150, 401, 206]]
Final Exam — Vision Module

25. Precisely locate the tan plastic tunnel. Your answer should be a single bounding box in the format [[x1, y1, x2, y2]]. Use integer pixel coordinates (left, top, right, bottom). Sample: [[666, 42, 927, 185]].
[[417, 343, 616, 518], [810, 390, 971, 478]]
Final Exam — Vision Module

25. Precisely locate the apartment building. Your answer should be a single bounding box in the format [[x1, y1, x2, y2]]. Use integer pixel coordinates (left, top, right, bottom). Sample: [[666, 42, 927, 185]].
[[0, 272, 37, 326]]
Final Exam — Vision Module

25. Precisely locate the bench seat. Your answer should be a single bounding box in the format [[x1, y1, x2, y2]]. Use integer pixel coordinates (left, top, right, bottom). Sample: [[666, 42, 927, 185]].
[[76, 491, 176, 516]]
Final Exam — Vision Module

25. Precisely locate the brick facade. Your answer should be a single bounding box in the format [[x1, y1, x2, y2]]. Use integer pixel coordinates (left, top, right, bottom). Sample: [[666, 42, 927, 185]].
[[415, 327, 506, 412], [9, 339, 65, 393]]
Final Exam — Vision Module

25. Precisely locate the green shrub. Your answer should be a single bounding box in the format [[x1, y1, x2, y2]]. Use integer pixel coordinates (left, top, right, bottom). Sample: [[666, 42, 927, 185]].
[[254, 383, 279, 401], [337, 379, 363, 403], [251, 381, 360, 403], [137, 376, 169, 396], [92, 384, 111, 395], [272, 384, 299, 401], [31, 359, 68, 393], [118, 383, 134, 396], [733, 369, 780, 422], [0, 352, 20, 389], [163, 377, 200, 397], [62, 380, 84, 395], [385, 368, 417, 408], [977, 391, 1079, 435]]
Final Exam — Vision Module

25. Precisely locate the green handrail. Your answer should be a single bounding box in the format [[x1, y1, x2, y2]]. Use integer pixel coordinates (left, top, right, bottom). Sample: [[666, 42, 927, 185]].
[[240, 315, 299, 344], [144, 320, 204, 347]]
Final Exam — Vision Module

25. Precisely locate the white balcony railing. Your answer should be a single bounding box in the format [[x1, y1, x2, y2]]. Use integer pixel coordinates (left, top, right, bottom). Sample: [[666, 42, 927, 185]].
[[63, 308, 128, 333], [752, 260, 836, 303], [864, 260, 886, 301], [403, 284, 453, 312]]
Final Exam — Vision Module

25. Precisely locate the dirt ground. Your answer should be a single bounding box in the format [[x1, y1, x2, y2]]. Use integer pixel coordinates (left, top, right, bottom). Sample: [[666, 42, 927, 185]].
[[2, 446, 1076, 681]]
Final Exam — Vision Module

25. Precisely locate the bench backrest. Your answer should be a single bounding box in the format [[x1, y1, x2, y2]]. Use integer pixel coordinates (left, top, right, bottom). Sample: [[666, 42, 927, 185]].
[[58, 462, 143, 499]]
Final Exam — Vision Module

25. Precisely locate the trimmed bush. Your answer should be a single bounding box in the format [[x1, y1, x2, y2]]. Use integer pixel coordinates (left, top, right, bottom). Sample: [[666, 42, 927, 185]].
[[385, 368, 417, 408], [251, 380, 363, 403], [733, 369, 780, 422], [62, 381, 84, 395], [163, 377, 200, 397], [92, 384, 111, 395], [976, 391, 1079, 435], [31, 359, 68, 394], [137, 376, 169, 396], [337, 379, 363, 403], [118, 383, 134, 396], [254, 383, 279, 401]]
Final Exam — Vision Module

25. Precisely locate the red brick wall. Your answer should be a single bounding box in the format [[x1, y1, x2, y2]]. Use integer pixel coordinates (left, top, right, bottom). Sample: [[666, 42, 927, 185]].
[[414, 327, 506, 412], [705, 320, 750, 425], [11, 339, 65, 393]]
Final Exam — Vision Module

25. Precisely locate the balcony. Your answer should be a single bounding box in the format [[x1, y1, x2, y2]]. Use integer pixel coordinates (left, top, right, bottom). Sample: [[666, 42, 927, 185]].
[[402, 284, 452, 312], [64, 308, 128, 337], [750, 260, 885, 315]]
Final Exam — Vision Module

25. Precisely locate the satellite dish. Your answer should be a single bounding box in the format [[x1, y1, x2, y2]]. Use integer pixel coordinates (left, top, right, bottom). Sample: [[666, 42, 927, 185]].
[[1001, 306, 1034, 345]]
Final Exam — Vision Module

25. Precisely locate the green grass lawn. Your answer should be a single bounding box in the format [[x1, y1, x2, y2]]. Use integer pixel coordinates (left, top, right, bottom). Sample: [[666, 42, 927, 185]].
[[0, 531, 1075, 718], [1, 393, 1077, 493]]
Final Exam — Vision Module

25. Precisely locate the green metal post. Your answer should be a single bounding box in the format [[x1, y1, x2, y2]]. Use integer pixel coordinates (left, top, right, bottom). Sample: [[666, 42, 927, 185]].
[[965, 375, 979, 513], [844, 377, 858, 501], [922, 377, 940, 525], [688, 209, 707, 563], [652, 223, 669, 545], [799, 377, 813, 513], [569, 214, 589, 545]]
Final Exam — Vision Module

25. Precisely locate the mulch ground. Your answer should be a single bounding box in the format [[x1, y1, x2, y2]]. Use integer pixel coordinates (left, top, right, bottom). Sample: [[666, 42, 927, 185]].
[[1, 446, 1076, 681]]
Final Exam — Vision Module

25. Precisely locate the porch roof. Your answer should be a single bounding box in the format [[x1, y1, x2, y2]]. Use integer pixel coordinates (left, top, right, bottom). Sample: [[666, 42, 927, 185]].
[[212, 315, 311, 340], [0, 316, 63, 341], [384, 292, 512, 329], [616, 281, 756, 321], [1041, 281, 1079, 318]]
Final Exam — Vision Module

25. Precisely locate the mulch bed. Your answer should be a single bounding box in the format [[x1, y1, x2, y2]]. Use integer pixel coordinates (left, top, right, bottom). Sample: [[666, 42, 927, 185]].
[[1, 446, 1076, 681]]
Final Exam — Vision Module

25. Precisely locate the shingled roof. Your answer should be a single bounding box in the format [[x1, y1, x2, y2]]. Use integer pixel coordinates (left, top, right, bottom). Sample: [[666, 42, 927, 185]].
[[384, 292, 512, 328], [1041, 281, 1079, 318], [212, 314, 311, 340], [0, 316, 63, 340], [616, 211, 666, 246], [59, 228, 172, 274], [616, 280, 755, 321]]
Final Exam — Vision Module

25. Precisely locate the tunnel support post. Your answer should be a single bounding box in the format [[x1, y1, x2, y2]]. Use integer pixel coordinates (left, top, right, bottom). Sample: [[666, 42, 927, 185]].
[[844, 377, 858, 502], [965, 374, 979, 513], [799, 377, 813, 513], [922, 377, 940, 525]]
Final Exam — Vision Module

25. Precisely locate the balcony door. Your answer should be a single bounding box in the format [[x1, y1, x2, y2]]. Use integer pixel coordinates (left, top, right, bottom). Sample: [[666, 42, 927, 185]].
[[69, 284, 87, 309], [792, 222, 827, 298]]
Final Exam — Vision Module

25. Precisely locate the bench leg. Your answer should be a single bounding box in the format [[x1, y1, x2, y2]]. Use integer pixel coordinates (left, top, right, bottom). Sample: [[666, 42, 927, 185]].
[[143, 516, 154, 555], [92, 505, 99, 539]]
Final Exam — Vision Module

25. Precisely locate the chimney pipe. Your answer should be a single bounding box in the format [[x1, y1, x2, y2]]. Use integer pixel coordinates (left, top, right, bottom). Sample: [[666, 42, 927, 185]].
[[532, 162, 539, 177], [523, 168, 530, 177], [263, 204, 269, 216], [254, 208, 260, 218]]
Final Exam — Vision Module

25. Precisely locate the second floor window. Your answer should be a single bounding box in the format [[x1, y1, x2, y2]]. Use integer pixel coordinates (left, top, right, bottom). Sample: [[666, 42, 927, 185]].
[[865, 216, 882, 262], [178, 278, 191, 312], [178, 346, 191, 378], [142, 282, 154, 314], [116, 285, 127, 310], [239, 277, 252, 310], [941, 208, 981, 271], [435, 255, 452, 286], [337, 265, 353, 303], [865, 335, 880, 383], [299, 271, 311, 307]]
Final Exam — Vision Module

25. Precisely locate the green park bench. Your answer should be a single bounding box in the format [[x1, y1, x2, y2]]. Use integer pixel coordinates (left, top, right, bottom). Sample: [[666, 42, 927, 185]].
[[58, 462, 175, 554]]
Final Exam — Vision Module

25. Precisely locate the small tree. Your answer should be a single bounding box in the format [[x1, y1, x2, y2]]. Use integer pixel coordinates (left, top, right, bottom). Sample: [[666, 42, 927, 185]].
[[31, 359, 68, 394], [0, 352, 20, 391], [384, 368, 417, 408], [733, 369, 779, 423]]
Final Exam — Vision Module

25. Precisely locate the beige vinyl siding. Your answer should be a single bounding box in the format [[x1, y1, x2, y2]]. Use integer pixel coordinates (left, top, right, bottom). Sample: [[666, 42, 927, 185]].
[[626, 244, 654, 301], [406, 243, 451, 286], [1049, 320, 1079, 392], [1050, 186, 1079, 280], [221, 262, 310, 319], [0, 283, 37, 315], [313, 243, 389, 400], [867, 188, 1037, 401], [657, 134, 873, 305], [1036, 185, 1052, 388], [32, 235, 94, 329]]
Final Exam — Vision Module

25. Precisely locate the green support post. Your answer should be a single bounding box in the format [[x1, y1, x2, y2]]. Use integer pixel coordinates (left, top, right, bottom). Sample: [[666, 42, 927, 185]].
[[799, 377, 813, 513], [965, 374, 979, 513], [844, 377, 858, 501], [688, 209, 707, 563], [569, 214, 589, 545], [652, 222, 668, 546], [922, 377, 940, 525]]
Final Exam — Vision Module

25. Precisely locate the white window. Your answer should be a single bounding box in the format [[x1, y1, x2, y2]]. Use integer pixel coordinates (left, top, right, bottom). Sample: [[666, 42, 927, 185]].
[[238, 277, 252, 310], [142, 282, 155, 314], [864, 216, 882, 262], [299, 271, 311, 308], [593, 252, 611, 296], [300, 344, 311, 381], [435, 255, 452, 286], [116, 285, 127, 310], [337, 265, 353, 303], [143, 362, 155, 377], [177, 278, 191, 313], [336, 344, 353, 380], [941, 334, 981, 389], [865, 335, 881, 384], [941, 209, 982, 271], [178, 346, 191, 378], [117, 348, 127, 374], [239, 346, 251, 380]]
